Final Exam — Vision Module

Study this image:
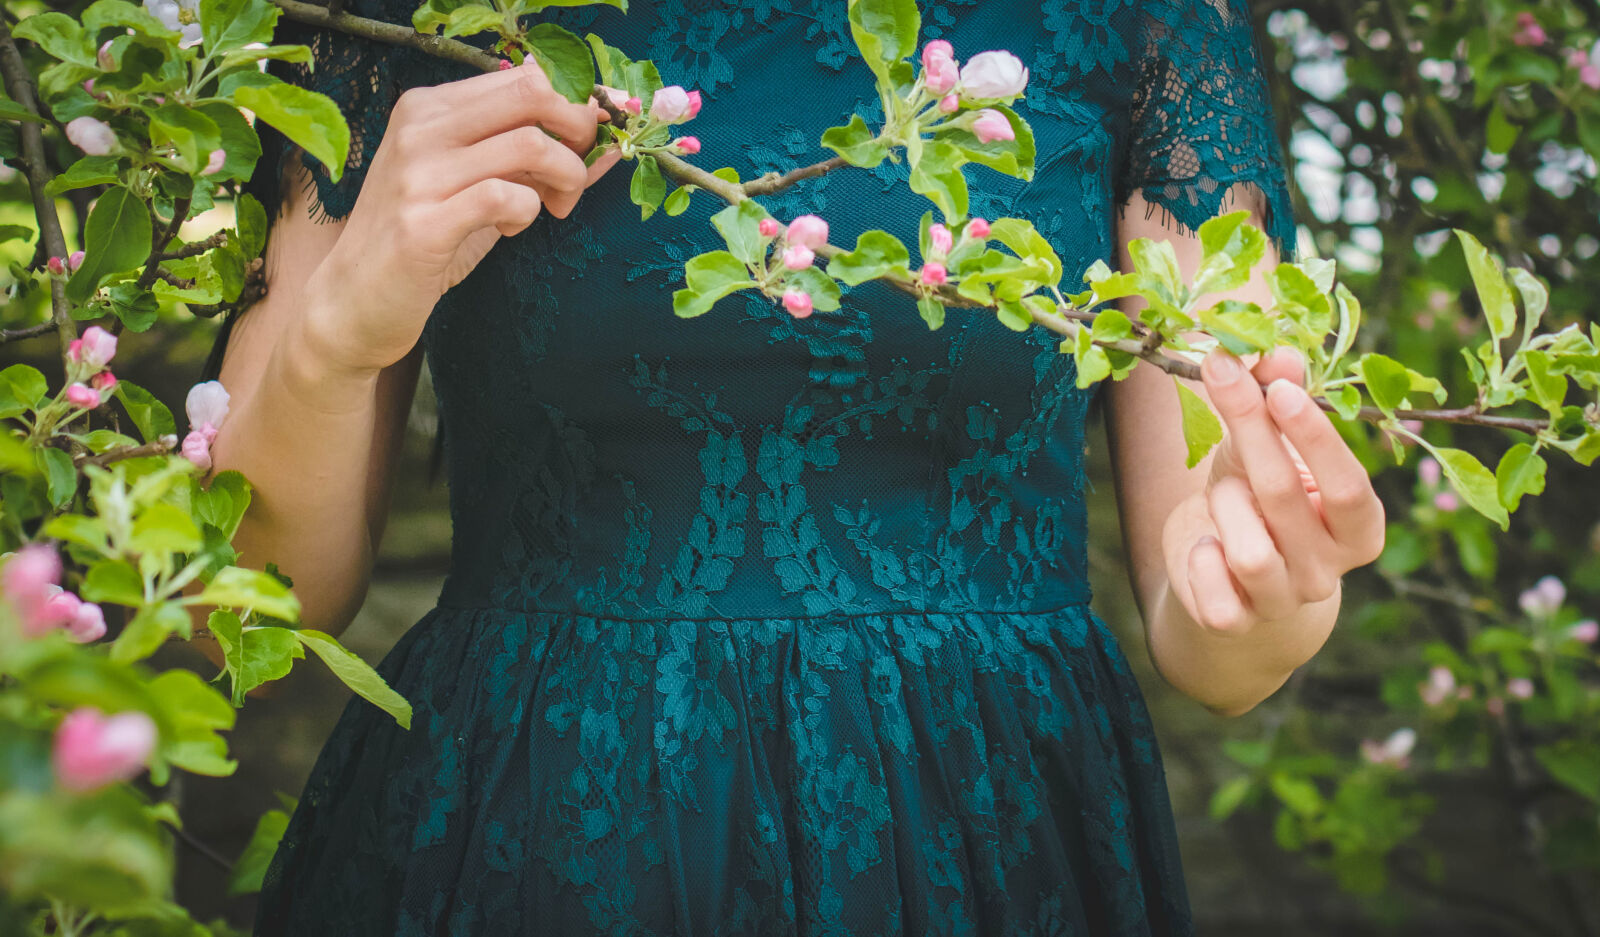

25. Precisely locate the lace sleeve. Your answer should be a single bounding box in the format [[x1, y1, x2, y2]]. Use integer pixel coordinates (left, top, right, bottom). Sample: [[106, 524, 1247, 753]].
[[1114, 0, 1298, 260], [240, 0, 479, 229]]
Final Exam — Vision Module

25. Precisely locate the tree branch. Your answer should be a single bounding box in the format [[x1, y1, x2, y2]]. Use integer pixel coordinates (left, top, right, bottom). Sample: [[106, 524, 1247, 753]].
[[0, 17, 77, 367], [1, 320, 58, 344], [73, 435, 179, 468]]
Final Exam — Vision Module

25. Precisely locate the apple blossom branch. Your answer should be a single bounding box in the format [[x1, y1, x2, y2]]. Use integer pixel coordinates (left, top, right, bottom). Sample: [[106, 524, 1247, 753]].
[[265, 0, 1562, 438], [0, 17, 80, 363]]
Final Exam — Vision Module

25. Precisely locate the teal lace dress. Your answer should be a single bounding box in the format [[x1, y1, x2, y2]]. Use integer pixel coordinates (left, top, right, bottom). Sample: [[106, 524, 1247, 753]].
[[215, 0, 1296, 933]]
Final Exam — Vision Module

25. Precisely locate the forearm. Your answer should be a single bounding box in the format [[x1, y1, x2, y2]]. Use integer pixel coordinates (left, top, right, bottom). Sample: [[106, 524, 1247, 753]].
[[199, 305, 384, 639]]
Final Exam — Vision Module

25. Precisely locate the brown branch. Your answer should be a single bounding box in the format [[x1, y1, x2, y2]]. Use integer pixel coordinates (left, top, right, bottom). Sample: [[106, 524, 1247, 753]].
[[743, 156, 850, 196], [269, 0, 500, 71], [0, 17, 77, 367], [158, 229, 228, 260], [154, 268, 195, 290], [73, 434, 179, 468], [1, 320, 58, 343], [137, 195, 190, 291]]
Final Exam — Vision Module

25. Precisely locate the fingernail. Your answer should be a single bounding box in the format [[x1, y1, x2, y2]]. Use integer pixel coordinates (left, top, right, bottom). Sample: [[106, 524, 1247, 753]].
[[1205, 352, 1242, 385], [1268, 379, 1303, 416]]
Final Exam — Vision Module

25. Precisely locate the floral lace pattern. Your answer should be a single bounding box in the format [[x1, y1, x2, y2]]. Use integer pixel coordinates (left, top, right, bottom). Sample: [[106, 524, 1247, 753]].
[[235, 0, 1297, 933]]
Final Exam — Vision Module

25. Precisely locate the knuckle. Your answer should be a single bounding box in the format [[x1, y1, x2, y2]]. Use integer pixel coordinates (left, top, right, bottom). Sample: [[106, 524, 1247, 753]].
[[1299, 570, 1338, 604], [1321, 479, 1370, 511], [1231, 544, 1278, 579]]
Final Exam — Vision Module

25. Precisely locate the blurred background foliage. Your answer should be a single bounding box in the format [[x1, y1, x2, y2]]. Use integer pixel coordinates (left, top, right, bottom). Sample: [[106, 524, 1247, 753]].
[[3, 0, 1598, 934]]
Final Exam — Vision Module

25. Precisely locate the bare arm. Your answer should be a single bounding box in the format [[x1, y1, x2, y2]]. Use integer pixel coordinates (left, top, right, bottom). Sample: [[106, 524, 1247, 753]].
[[1105, 186, 1383, 716]]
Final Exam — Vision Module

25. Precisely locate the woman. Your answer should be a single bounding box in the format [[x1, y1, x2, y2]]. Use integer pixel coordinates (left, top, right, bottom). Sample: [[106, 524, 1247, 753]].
[[202, 0, 1385, 933]]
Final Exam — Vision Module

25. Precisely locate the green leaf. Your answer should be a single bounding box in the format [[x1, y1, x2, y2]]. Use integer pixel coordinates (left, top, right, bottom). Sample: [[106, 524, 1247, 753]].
[[13, 13, 96, 67], [148, 102, 222, 174], [0, 363, 48, 418], [1209, 776, 1254, 821], [820, 113, 889, 168], [45, 155, 122, 196], [663, 186, 692, 216], [129, 502, 202, 555], [1173, 377, 1222, 468], [1199, 300, 1275, 356], [1355, 353, 1410, 415], [934, 104, 1035, 181], [827, 230, 910, 285], [296, 630, 413, 729], [226, 806, 291, 895], [36, 446, 76, 508], [917, 295, 944, 329], [1521, 349, 1566, 415], [784, 266, 841, 313], [197, 101, 263, 183], [1495, 442, 1546, 513], [193, 565, 300, 621], [200, 0, 279, 53], [1268, 772, 1323, 818], [192, 470, 251, 539], [149, 667, 236, 776], [227, 625, 303, 699], [629, 154, 665, 220], [234, 192, 268, 258], [67, 186, 153, 305], [987, 217, 1061, 286], [672, 250, 754, 317], [82, 559, 145, 606], [109, 282, 159, 332], [83, 0, 180, 38], [995, 299, 1030, 331], [112, 379, 176, 441], [441, 5, 501, 37], [218, 42, 313, 71], [1485, 100, 1519, 154], [41, 512, 109, 552], [111, 601, 190, 663], [1433, 446, 1509, 530], [1535, 740, 1600, 804], [847, 0, 919, 76], [1128, 237, 1182, 304], [908, 140, 968, 221], [1454, 230, 1515, 341], [234, 82, 350, 184], [709, 199, 770, 265], [525, 23, 596, 104]]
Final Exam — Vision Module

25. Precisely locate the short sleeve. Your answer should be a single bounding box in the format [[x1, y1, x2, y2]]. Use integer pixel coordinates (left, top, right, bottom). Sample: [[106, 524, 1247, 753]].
[[1113, 0, 1299, 259], [240, 0, 480, 229]]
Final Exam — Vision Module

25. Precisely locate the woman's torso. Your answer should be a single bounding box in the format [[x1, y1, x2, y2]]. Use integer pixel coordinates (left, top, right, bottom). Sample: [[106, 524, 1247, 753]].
[[419, 0, 1147, 620]]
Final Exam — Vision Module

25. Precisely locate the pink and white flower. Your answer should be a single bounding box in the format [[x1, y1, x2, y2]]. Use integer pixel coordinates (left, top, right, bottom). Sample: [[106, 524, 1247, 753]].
[[959, 50, 1029, 99], [65, 116, 117, 156], [2, 542, 62, 637], [144, 0, 203, 49], [785, 214, 829, 251], [181, 379, 230, 473], [68, 325, 118, 370], [928, 223, 953, 256], [1360, 727, 1417, 768], [782, 245, 814, 270], [65, 382, 100, 409], [919, 262, 948, 287], [921, 40, 960, 95], [971, 109, 1015, 144], [1418, 666, 1455, 707], [53, 708, 158, 793], [782, 289, 813, 319], [650, 86, 696, 124]]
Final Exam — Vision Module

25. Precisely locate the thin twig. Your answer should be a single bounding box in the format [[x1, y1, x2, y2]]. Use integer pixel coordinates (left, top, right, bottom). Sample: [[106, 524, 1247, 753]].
[[0, 320, 58, 343], [137, 195, 190, 291], [74, 435, 179, 468], [158, 229, 229, 260], [0, 18, 76, 366]]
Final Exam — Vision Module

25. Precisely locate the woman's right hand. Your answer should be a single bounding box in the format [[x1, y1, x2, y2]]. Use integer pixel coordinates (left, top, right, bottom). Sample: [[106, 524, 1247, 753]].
[[301, 57, 624, 375]]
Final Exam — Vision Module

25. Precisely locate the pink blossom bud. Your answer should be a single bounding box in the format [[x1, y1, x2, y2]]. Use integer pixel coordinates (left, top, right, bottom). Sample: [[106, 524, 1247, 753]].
[[929, 223, 953, 256], [920, 262, 948, 286], [3, 543, 62, 637], [1433, 491, 1458, 512], [1486, 696, 1505, 717], [922, 41, 959, 95], [82, 78, 104, 100], [599, 84, 629, 109], [1513, 12, 1547, 47], [152, 95, 164, 105], [785, 214, 829, 251], [966, 217, 990, 239], [498, 58, 513, 70], [1569, 48, 1592, 70], [959, 50, 1029, 99], [1359, 727, 1416, 768], [1507, 677, 1535, 700], [651, 85, 694, 124], [1568, 619, 1599, 644], [90, 371, 117, 392], [66, 601, 105, 643], [673, 136, 701, 155], [1418, 666, 1455, 706], [201, 148, 225, 175], [66, 382, 99, 409], [1519, 575, 1566, 618], [77, 326, 117, 368], [181, 428, 212, 472], [1456, 686, 1473, 700], [939, 93, 960, 114], [53, 708, 157, 793], [65, 116, 116, 157], [758, 218, 781, 238], [1418, 456, 1441, 486], [68, 250, 85, 272], [1581, 63, 1600, 90], [783, 289, 813, 319], [685, 89, 702, 119], [47, 256, 67, 276], [971, 108, 1015, 144], [624, 97, 642, 115], [98, 39, 115, 71], [782, 245, 814, 270], [185, 380, 230, 430]]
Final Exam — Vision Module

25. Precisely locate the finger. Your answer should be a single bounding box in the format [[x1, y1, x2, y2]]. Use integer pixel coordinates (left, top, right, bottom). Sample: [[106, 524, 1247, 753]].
[[1186, 534, 1253, 633], [421, 59, 603, 149], [584, 145, 624, 188], [1251, 345, 1307, 389], [1201, 348, 1333, 559], [1265, 378, 1387, 566], [1207, 475, 1299, 621], [431, 177, 544, 242], [423, 125, 590, 201]]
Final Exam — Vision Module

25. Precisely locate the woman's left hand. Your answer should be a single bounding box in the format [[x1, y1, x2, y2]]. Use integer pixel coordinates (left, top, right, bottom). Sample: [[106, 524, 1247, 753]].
[[1162, 345, 1387, 634]]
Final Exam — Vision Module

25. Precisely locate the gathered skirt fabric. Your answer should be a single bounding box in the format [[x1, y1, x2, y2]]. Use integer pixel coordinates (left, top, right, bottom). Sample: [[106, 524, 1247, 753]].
[[253, 603, 1193, 936]]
